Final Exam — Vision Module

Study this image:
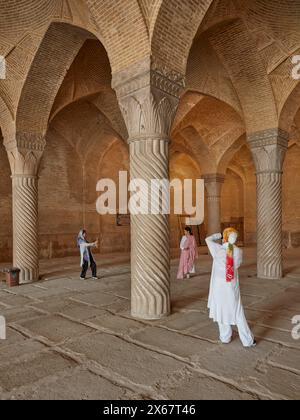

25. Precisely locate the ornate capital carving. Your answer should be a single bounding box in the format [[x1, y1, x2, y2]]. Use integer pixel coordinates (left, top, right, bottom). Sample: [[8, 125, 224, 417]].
[[247, 128, 289, 173], [5, 132, 46, 152], [112, 58, 184, 141], [150, 57, 185, 99], [5, 132, 46, 176], [112, 57, 185, 100], [119, 91, 178, 141]]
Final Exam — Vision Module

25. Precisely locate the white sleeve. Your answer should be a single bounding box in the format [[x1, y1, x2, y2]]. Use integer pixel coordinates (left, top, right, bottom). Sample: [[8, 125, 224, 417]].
[[235, 248, 243, 269], [205, 234, 222, 259], [180, 236, 187, 250], [80, 242, 94, 249]]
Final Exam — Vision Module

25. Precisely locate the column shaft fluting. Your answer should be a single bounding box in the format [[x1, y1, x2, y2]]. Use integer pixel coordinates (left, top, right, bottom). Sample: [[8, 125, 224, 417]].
[[248, 128, 289, 280], [256, 171, 283, 279], [130, 138, 170, 319], [12, 175, 39, 283]]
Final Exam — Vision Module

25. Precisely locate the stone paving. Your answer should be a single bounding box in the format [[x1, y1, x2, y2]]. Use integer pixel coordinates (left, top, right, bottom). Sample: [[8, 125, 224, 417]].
[[0, 248, 299, 400]]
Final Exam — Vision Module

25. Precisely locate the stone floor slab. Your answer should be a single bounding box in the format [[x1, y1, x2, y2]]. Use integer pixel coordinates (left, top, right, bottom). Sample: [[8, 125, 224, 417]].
[[71, 291, 119, 308], [131, 326, 216, 361], [64, 332, 185, 387], [5, 367, 133, 400], [0, 351, 76, 392], [88, 314, 146, 335], [0, 250, 299, 400], [160, 370, 260, 400], [16, 315, 95, 343]]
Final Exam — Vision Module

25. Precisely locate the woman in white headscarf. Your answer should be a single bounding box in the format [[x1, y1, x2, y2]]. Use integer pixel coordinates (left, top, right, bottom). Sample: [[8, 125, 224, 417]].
[[77, 229, 98, 280], [206, 228, 256, 348]]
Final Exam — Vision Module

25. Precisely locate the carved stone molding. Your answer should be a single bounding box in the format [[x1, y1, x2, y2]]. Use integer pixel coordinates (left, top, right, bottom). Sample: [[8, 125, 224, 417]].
[[248, 128, 289, 173], [119, 91, 177, 140], [5, 133, 46, 176], [112, 57, 185, 101], [5, 132, 46, 152], [151, 57, 185, 99], [247, 128, 289, 148], [7, 149, 44, 176], [113, 59, 183, 141]]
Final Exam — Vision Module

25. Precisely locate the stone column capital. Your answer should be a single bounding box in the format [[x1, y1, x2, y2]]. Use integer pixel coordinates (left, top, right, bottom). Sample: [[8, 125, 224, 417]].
[[247, 128, 289, 174], [202, 173, 226, 184], [112, 58, 185, 141], [4, 132, 46, 176], [202, 173, 225, 197]]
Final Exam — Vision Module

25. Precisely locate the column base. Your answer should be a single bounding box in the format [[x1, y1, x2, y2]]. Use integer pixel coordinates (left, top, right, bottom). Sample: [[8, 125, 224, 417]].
[[257, 274, 282, 281], [19, 269, 39, 285], [131, 311, 171, 321]]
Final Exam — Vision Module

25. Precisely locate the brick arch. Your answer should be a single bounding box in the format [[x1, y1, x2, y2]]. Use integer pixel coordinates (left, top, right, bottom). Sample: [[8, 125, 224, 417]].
[[87, 0, 149, 73], [96, 136, 129, 176], [170, 143, 201, 170], [217, 134, 247, 175], [15, 22, 109, 142], [170, 150, 202, 183], [47, 36, 127, 141], [174, 94, 244, 136], [0, 96, 14, 139], [51, 90, 127, 142], [151, 0, 214, 73], [49, 38, 113, 122], [49, 97, 125, 163], [186, 35, 243, 117], [179, 125, 217, 174], [197, 18, 278, 133], [226, 166, 246, 185], [227, 144, 255, 184], [173, 94, 245, 173], [279, 81, 300, 134]]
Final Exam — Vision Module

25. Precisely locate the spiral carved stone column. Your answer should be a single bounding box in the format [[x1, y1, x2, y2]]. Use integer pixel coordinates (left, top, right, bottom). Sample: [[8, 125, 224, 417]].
[[248, 129, 289, 280], [256, 171, 283, 279], [203, 174, 225, 236], [5, 134, 45, 284], [130, 138, 170, 318], [113, 58, 184, 319], [12, 175, 39, 283]]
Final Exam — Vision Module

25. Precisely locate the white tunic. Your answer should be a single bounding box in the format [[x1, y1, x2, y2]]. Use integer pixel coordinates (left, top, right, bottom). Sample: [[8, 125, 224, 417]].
[[206, 234, 244, 326], [180, 236, 187, 250]]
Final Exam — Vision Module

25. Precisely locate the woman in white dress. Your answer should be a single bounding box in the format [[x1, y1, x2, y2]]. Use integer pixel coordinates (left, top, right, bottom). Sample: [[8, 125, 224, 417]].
[[205, 228, 256, 348]]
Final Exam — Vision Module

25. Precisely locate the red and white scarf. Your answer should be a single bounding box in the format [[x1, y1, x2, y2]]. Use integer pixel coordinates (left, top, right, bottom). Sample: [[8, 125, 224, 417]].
[[226, 243, 234, 283]]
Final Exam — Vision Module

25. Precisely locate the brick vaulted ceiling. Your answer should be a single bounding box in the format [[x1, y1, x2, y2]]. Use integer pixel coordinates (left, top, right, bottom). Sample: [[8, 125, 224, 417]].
[[0, 0, 300, 158]]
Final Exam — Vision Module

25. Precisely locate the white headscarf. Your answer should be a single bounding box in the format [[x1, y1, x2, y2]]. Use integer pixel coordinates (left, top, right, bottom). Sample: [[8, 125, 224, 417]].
[[77, 229, 86, 247]]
